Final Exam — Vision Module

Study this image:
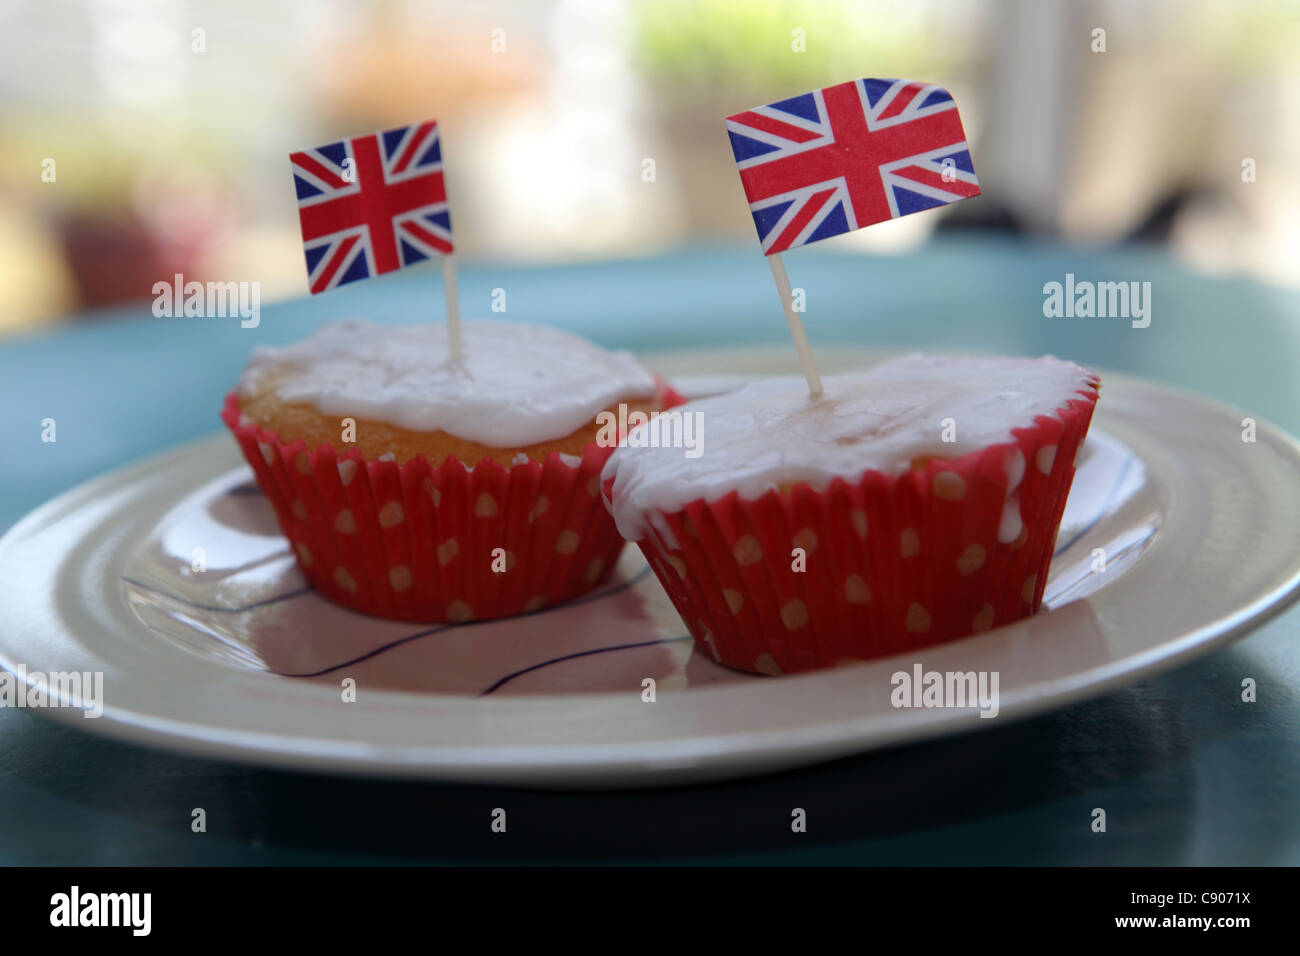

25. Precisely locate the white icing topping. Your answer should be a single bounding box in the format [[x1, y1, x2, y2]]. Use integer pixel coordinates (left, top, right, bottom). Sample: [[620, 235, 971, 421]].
[[603, 353, 1096, 542], [236, 319, 656, 447]]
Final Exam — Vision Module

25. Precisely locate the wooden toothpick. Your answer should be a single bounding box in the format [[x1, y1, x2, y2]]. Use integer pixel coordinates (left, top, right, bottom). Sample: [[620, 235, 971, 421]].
[[768, 253, 823, 396], [442, 254, 462, 360]]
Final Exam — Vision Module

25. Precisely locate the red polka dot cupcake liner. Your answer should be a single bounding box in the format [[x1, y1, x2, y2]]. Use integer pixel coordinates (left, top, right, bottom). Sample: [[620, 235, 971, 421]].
[[625, 381, 1100, 674], [221, 385, 683, 623]]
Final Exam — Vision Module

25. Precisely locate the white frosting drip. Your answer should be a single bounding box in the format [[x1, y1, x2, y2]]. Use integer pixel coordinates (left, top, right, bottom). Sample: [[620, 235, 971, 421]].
[[236, 319, 657, 447], [603, 353, 1095, 542]]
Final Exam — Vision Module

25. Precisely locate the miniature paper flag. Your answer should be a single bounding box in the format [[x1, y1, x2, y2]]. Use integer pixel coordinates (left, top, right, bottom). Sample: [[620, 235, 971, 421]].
[[290, 120, 453, 294], [726, 79, 980, 254]]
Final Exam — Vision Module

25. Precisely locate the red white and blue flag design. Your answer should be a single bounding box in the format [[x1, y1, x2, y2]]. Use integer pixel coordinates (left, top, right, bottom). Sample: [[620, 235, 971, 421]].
[[290, 120, 453, 294], [726, 79, 980, 254]]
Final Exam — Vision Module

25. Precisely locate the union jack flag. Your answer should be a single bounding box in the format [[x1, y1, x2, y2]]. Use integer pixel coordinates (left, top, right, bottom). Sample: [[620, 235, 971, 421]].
[[726, 79, 980, 254], [290, 120, 453, 294]]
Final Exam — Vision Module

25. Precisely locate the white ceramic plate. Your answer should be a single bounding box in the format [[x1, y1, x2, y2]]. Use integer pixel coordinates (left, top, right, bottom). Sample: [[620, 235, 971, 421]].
[[3, 348, 1300, 788]]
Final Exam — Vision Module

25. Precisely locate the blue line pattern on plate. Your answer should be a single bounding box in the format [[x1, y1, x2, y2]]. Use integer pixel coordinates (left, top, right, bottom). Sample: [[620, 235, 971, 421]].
[[479, 636, 694, 696], [280, 566, 655, 677], [122, 563, 656, 678]]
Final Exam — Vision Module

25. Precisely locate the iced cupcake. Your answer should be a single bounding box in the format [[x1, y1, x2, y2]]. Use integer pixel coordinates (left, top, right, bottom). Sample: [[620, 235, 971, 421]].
[[602, 354, 1100, 674], [222, 319, 680, 622]]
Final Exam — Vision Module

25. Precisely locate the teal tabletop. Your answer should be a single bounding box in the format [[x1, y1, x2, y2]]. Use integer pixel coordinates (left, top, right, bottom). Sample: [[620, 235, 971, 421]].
[[2, 238, 1298, 864]]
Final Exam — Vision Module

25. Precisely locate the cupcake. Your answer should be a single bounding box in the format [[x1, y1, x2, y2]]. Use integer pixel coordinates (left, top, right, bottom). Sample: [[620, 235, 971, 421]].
[[602, 354, 1100, 674], [222, 319, 681, 622]]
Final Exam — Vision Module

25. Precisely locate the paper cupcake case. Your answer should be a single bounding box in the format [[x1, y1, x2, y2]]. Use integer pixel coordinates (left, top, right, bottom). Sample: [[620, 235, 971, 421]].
[[221, 387, 681, 623], [630, 383, 1099, 674]]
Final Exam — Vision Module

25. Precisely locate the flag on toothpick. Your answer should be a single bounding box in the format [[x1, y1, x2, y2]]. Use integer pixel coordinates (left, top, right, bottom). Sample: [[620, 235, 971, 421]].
[[291, 120, 453, 291], [726, 79, 980, 254], [725, 78, 981, 395], [289, 118, 462, 356]]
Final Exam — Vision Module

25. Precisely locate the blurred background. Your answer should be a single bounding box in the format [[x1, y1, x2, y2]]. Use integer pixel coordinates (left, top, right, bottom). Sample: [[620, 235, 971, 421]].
[[0, 0, 1297, 337]]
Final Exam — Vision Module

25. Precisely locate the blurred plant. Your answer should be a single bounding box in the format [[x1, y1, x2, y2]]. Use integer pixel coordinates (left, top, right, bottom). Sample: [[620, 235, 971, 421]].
[[631, 0, 962, 105], [1177, 0, 1300, 74], [0, 122, 233, 315], [315, 4, 540, 131]]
